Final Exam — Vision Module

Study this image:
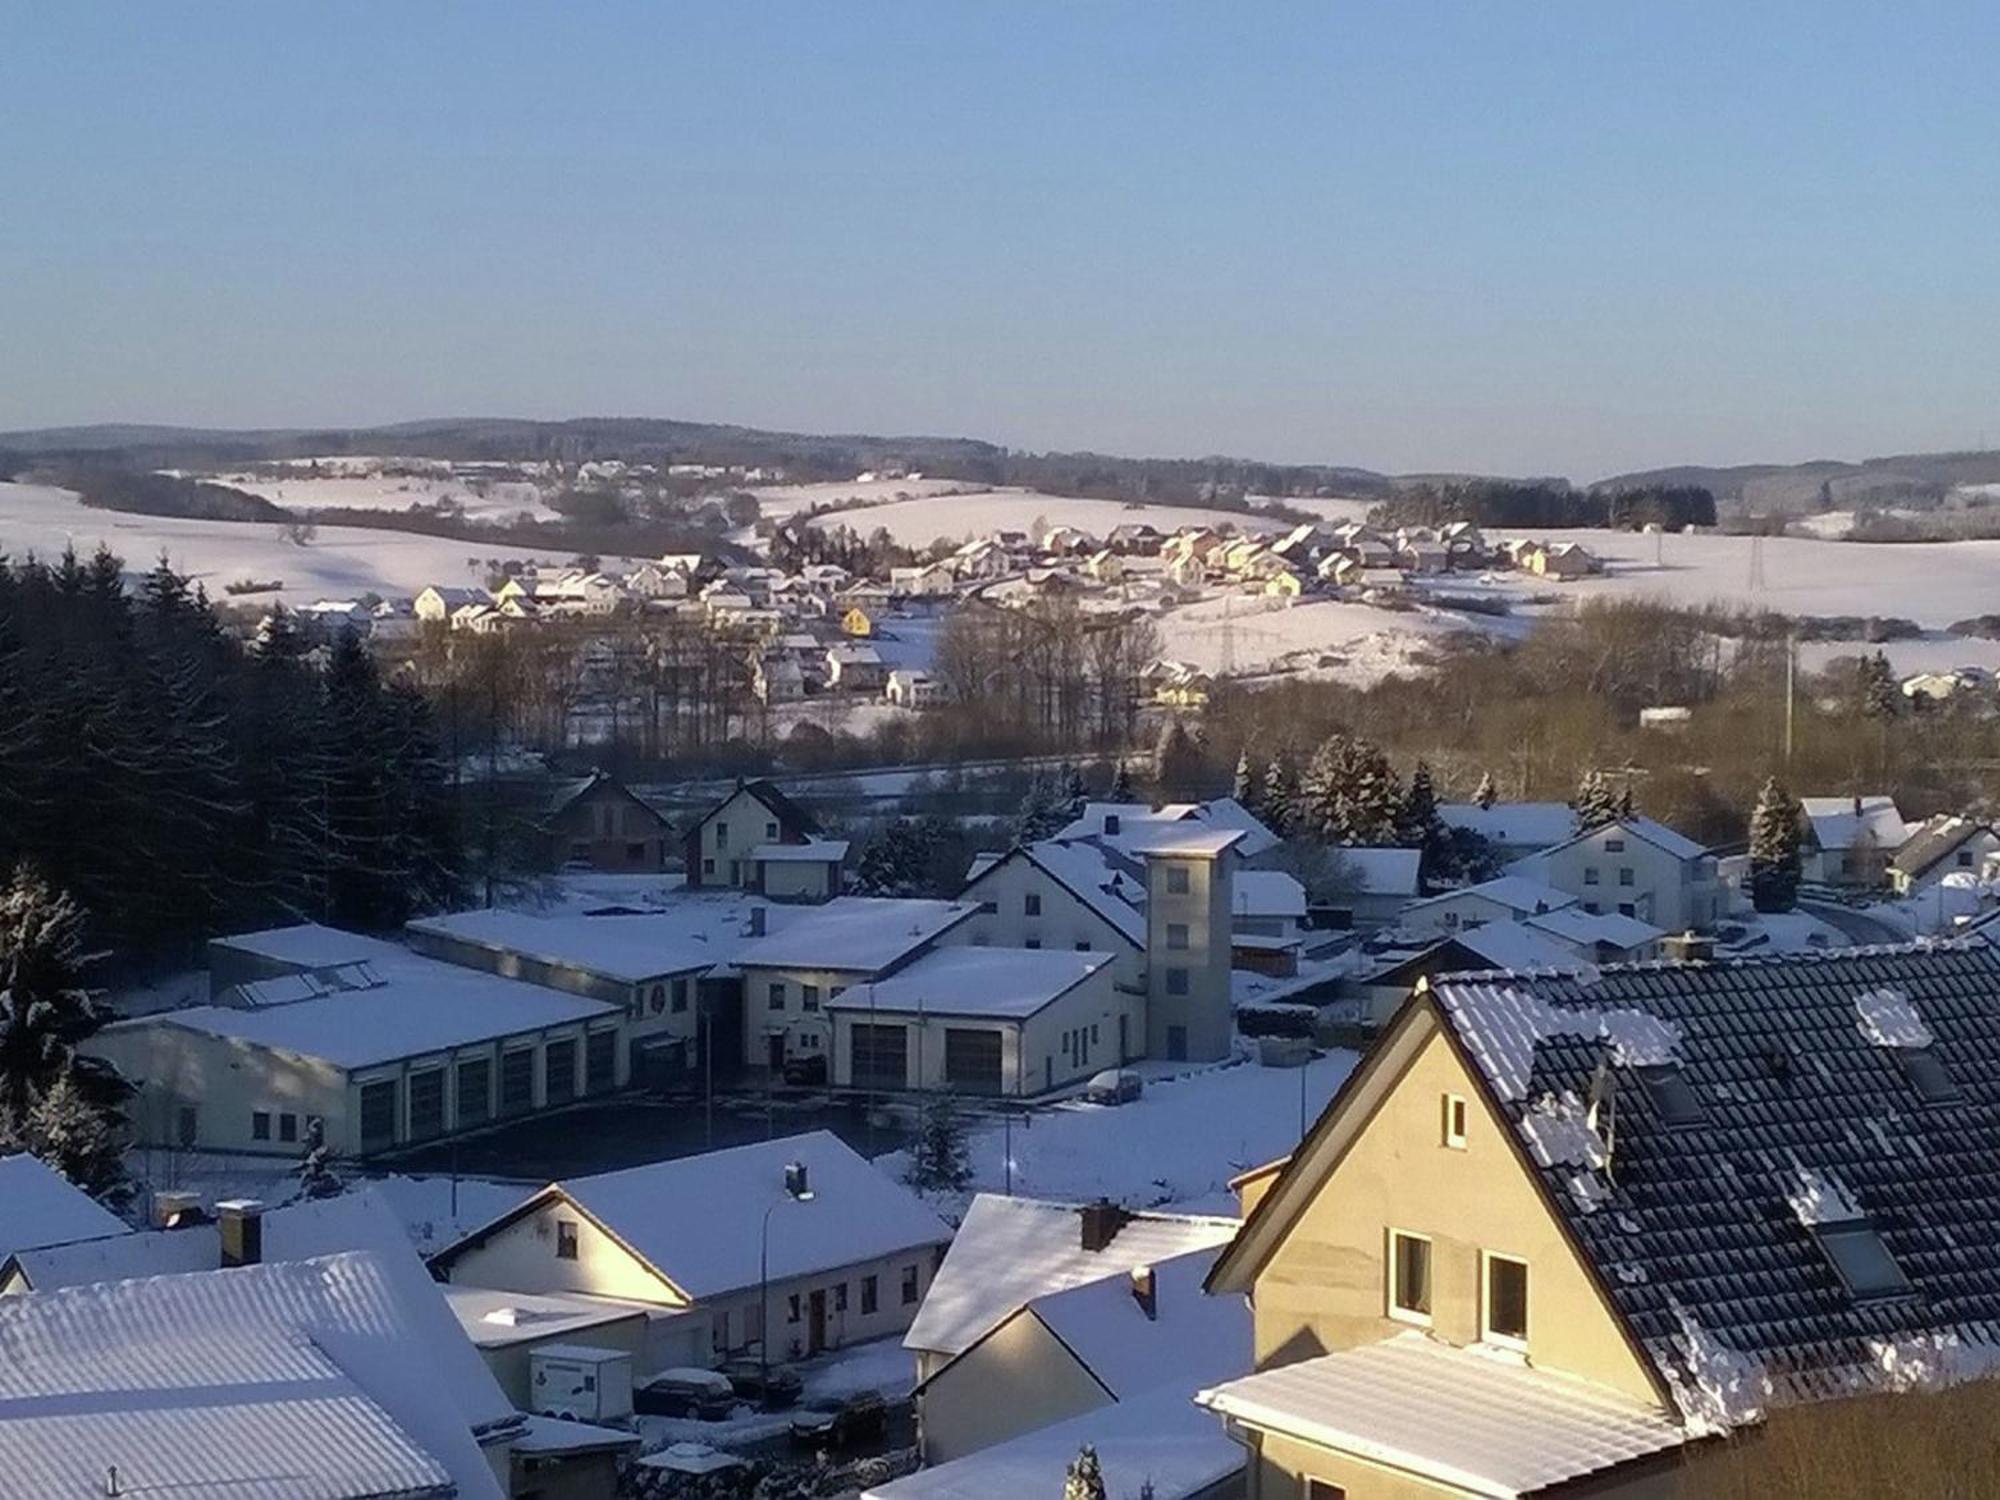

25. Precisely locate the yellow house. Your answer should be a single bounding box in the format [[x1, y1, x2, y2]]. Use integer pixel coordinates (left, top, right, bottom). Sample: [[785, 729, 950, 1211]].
[[841, 605, 875, 637], [1198, 941, 2000, 1498]]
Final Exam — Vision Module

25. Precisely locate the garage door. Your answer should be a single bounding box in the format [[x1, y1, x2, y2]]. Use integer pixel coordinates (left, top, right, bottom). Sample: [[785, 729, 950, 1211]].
[[944, 1029, 1003, 1095], [850, 1023, 908, 1091]]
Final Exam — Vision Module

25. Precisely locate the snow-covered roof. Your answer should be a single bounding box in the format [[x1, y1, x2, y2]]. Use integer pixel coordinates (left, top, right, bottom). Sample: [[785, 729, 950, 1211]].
[[0, 1154, 129, 1259], [1234, 870, 1308, 919], [1427, 941, 2000, 1424], [1445, 921, 1593, 975], [868, 1383, 1241, 1500], [1021, 1248, 1248, 1400], [1525, 906, 1667, 952], [408, 907, 733, 984], [444, 1285, 654, 1349], [445, 1131, 950, 1301], [826, 946, 1111, 1021], [0, 1251, 505, 1500], [1404, 875, 1577, 919], [1437, 801, 1577, 850], [1334, 847, 1423, 898], [1007, 840, 1149, 947], [1800, 795, 1908, 853], [1053, 799, 1276, 859], [750, 839, 850, 863], [1890, 814, 1991, 879], [905, 1194, 1238, 1358], [731, 897, 978, 973], [1197, 1332, 1687, 1498], [1128, 826, 1245, 859], [124, 925, 619, 1071], [1612, 814, 1709, 861]]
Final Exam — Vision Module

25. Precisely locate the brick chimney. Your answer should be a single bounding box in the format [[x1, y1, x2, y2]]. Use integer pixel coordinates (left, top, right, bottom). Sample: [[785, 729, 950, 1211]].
[[1130, 1264, 1157, 1320], [217, 1199, 265, 1268], [1079, 1198, 1130, 1253]]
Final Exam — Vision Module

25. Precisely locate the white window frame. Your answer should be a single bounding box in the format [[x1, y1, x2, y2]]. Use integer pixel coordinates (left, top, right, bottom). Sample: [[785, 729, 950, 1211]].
[[1442, 1093, 1468, 1150], [1386, 1227, 1433, 1327], [1481, 1249, 1530, 1349]]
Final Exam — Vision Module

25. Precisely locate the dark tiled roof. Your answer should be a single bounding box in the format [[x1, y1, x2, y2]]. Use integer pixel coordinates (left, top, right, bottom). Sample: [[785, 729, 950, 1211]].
[[739, 778, 820, 837], [1433, 941, 2000, 1421], [1890, 818, 1988, 878]]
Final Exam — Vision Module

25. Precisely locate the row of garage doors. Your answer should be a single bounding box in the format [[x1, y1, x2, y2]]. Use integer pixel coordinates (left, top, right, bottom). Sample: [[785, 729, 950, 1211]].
[[849, 1024, 1003, 1095]]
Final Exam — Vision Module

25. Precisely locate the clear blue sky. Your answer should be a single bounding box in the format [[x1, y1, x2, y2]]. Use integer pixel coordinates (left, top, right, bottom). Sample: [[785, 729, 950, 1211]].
[[4, 2, 1998, 479]]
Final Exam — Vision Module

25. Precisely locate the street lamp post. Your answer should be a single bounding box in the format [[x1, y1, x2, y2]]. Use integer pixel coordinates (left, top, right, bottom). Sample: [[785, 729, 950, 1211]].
[[758, 1161, 816, 1408]]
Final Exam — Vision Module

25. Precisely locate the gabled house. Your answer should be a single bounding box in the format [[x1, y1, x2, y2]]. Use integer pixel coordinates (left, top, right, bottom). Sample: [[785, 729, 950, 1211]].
[[826, 640, 888, 690], [890, 562, 956, 598], [414, 584, 491, 622], [1889, 814, 2000, 898], [1509, 815, 1720, 932], [840, 604, 876, 638], [432, 1131, 952, 1364], [1799, 795, 1908, 887], [914, 1244, 1247, 1463], [1436, 800, 1578, 864], [1394, 874, 1577, 939], [886, 667, 945, 708], [682, 779, 819, 890], [545, 770, 669, 873], [1201, 941, 2000, 1499]]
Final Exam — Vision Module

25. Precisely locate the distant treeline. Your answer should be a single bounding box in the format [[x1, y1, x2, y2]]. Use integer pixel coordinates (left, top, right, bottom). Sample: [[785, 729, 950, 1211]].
[[37, 464, 284, 523], [1370, 479, 1717, 532]]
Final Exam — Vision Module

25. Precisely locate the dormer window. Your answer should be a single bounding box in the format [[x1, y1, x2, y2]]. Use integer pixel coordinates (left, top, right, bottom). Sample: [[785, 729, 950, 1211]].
[[1815, 1221, 1911, 1301], [1636, 1064, 1703, 1127], [1900, 1048, 1958, 1103]]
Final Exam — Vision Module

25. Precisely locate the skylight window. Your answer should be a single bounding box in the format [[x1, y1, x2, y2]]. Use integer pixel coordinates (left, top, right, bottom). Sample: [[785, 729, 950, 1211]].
[[1814, 1222, 1912, 1301], [1899, 1048, 1958, 1104], [1636, 1064, 1704, 1127]]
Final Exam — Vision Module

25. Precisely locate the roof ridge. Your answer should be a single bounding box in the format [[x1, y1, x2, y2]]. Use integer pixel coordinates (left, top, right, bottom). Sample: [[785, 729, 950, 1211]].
[[1432, 934, 1990, 989]]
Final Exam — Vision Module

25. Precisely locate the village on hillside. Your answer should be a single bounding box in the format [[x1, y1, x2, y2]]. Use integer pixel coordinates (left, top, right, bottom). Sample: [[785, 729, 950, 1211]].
[[16, 660, 2000, 1500]]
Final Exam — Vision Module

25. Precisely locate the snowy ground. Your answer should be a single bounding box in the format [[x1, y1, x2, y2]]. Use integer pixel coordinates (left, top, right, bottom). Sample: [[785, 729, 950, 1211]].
[[1254, 496, 1380, 527], [212, 468, 559, 523], [880, 1050, 1358, 1219], [748, 477, 979, 521], [0, 481, 631, 600], [806, 489, 1281, 548], [1154, 590, 1506, 682]]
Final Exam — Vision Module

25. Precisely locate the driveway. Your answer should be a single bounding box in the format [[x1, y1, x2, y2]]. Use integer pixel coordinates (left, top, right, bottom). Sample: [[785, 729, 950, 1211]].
[[1798, 897, 1912, 947]]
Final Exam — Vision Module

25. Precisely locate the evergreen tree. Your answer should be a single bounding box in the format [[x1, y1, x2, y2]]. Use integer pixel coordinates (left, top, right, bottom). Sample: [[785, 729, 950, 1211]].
[[1339, 739, 1404, 846], [1064, 1445, 1108, 1500], [1616, 779, 1636, 820], [1298, 736, 1348, 840], [295, 1119, 343, 1201], [1058, 761, 1087, 818], [1860, 650, 1901, 720], [1573, 768, 1621, 830], [1109, 760, 1136, 802], [1152, 720, 1202, 802], [1398, 760, 1445, 859], [0, 866, 129, 1196], [1473, 770, 1498, 810], [1748, 776, 1805, 914], [1015, 772, 1071, 843], [1232, 748, 1265, 814], [1263, 749, 1300, 837], [21, 1073, 124, 1197], [904, 1093, 971, 1193]]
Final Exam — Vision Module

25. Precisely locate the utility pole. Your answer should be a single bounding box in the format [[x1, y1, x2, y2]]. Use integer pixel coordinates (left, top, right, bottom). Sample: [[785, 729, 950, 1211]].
[[1784, 636, 1796, 768]]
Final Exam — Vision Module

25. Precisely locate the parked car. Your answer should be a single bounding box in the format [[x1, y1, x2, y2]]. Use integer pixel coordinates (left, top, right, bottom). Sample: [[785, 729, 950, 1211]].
[[715, 1357, 803, 1409], [789, 1391, 887, 1450], [782, 1053, 828, 1087], [634, 1367, 737, 1420], [1085, 1068, 1143, 1105]]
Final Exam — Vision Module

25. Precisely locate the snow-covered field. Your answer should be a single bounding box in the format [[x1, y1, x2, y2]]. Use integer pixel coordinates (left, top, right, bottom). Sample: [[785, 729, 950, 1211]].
[[1501, 527, 2000, 628], [882, 1050, 1357, 1218], [215, 469, 558, 523], [1155, 591, 1503, 682], [0, 481, 626, 600], [749, 476, 977, 521], [807, 488, 1280, 548], [1256, 495, 1380, 527]]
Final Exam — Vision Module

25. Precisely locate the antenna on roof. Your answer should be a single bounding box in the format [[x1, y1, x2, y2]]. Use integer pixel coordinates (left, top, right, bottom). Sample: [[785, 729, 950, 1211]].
[[1586, 1057, 1619, 1182]]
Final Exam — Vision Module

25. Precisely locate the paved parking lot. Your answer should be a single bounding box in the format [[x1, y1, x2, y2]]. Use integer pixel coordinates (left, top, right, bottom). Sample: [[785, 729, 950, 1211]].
[[386, 1088, 916, 1179]]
